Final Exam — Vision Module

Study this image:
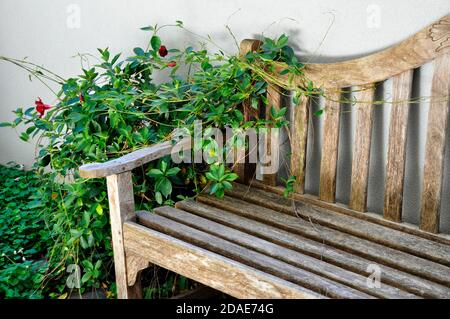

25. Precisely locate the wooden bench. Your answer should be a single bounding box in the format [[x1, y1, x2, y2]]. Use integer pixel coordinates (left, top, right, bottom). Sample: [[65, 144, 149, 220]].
[[79, 14, 450, 299]]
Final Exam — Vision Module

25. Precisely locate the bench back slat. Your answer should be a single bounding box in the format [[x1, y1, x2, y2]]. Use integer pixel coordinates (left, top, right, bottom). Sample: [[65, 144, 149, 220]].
[[319, 90, 341, 203], [384, 70, 414, 222], [349, 85, 376, 212], [262, 83, 282, 185], [290, 96, 309, 194], [420, 52, 450, 233], [234, 39, 262, 183]]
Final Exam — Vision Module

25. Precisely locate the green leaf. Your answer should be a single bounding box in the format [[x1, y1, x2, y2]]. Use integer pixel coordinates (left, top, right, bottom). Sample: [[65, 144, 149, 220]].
[[314, 109, 324, 117], [166, 167, 180, 177], [155, 191, 163, 204], [111, 53, 121, 65], [156, 177, 172, 197], [205, 172, 216, 181], [140, 26, 154, 31], [251, 97, 259, 109], [19, 132, 29, 142], [159, 160, 168, 173], [0, 122, 12, 127], [150, 36, 161, 51], [270, 106, 277, 119], [25, 126, 36, 134], [277, 34, 289, 47], [133, 47, 145, 56], [147, 169, 163, 178], [209, 183, 219, 195], [95, 204, 103, 216], [70, 229, 82, 239], [94, 260, 102, 270], [81, 272, 92, 283], [222, 181, 233, 189], [223, 173, 239, 181], [80, 236, 89, 249]]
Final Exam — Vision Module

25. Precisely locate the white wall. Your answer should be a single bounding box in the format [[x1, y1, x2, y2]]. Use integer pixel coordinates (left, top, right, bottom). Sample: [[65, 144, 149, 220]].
[[0, 0, 449, 231]]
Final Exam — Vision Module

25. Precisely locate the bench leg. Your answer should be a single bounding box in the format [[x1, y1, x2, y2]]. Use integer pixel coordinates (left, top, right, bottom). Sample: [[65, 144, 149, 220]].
[[125, 251, 151, 299], [125, 271, 143, 299], [106, 171, 139, 299]]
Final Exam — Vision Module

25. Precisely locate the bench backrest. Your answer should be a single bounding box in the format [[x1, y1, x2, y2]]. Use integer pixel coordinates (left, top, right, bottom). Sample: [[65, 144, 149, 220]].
[[239, 14, 450, 234]]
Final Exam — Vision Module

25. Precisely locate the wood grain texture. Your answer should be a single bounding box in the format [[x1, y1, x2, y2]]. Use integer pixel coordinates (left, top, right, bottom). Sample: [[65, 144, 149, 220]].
[[156, 205, 416, 298], [319, 90, 341, 202], [251, 181, 450, 245], [384, 70, 414, 221], [259, 14, 450, 88], [176, 200, 450, 298], [137, 211, 371, 298], [290, 96, 309, 193], [420, 52, 450, 233], [126, 252, 149, 286], [123, 221, 323, 299], [106, 172, 139, 299], [262, 84, 282, 186], [226, 183, 450, 267], [349, 85, 375, 212], [239, 39, 263, 57], [234, 98, 258, 183], [199, 193, 450, 287], [79, 139, 191, 178], [233, 39, 262, 183]]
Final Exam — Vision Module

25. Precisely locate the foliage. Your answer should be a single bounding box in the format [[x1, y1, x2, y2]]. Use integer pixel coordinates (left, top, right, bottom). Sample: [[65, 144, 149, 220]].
[[0, 164, 52, 298], [0, 23, 316, 297]]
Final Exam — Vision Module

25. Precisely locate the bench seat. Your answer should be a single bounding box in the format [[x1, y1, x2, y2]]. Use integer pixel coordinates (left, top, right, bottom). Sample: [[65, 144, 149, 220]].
[[129, 183, 450, 299]]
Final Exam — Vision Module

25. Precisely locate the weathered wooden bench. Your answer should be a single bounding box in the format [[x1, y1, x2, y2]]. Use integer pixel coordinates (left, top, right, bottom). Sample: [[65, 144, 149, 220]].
[[79, 15, 450, 299]]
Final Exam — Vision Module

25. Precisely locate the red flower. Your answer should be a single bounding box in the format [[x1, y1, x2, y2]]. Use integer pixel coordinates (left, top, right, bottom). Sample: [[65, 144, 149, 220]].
[[158, 45, 168, 57], [35, 97, 51, 118], [79, 94, 85, 103], [167, 61, 177, 68]]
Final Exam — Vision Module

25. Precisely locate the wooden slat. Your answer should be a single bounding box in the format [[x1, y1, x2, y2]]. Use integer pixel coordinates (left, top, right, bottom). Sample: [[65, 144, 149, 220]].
[[176, 200, 450, 298], [384, 70, 414, 221], [290, 96, 309, 193], [319, 90, 342, 202], [233, 99, 258, 183], [136, 212, 371, 298], [154, 206, 417, 298], [420, 52, 450, 233], [199, 194, 450, 286], [251, 181, 450, 245], [123, 222, 321, 299], [227, 183, 450, 267], [349, 85, 375, 212], [106, 172, 141, 299], [233, 39, 262, 184], [261, 84, 282, 186]]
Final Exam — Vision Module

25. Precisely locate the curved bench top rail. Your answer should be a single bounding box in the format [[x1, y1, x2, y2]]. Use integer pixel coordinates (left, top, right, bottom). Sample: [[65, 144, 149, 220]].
[[258, 13, 450, 88]]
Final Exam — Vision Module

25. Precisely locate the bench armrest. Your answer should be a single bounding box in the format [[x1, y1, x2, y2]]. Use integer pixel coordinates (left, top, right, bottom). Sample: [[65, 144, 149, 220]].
[[79, 140, 188, 178]]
